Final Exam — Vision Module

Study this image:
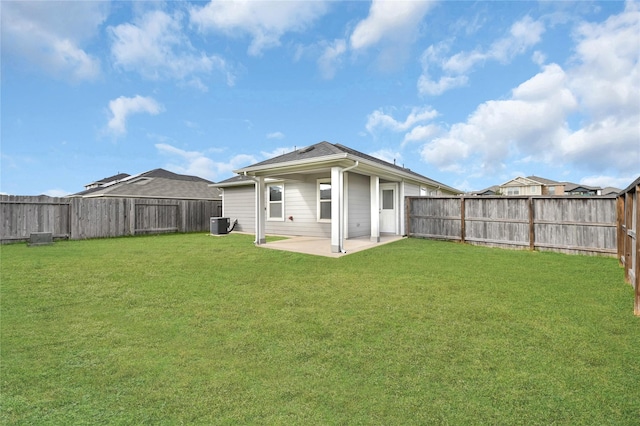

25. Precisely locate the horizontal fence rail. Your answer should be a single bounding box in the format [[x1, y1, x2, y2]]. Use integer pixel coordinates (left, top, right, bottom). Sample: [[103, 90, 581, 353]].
[[1, 195, 222, 243], [406, 196, 617, 257]]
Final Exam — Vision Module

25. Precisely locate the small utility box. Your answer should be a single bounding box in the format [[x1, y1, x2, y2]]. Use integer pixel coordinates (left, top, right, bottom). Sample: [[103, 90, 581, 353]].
[[29, 232, 53, 246], [210, 217, 230, 235]]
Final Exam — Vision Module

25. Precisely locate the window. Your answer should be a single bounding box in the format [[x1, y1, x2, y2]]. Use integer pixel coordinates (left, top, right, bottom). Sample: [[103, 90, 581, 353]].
[[382, 189, 394, 210], [318, 180, 331, 221], [268, 184, 283, 220], [548, 186, 556, 195], [506, 187, 520, 196]]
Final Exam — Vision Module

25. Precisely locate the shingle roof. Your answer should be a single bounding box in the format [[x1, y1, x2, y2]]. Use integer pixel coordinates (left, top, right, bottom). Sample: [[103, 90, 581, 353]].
[[73, 168, 220, 199], [236, 141, 460, 193], [243, 141, 344, 167], [526, 175, 560, 185], [213, 175, 254, 186], [89, 173, 130, 186], [601, 186, 622, 195]]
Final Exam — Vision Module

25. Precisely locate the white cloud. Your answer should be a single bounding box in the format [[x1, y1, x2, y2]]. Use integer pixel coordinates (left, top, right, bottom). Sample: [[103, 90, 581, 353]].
[[419, 2, 639, 180], [402, 124, 441, 146], [189, 1, 329, 56], [109, 10, 232, 86], [44, 188, 71, 197], [560, 1, 640, 175], [107, 95, 164, 135], [581, 175, 634, 190], [155, 143, 256, 181], [366, 107, 439, 134], [266, 132, 285, 140], [418, 15, 545, 95], [350, 0, 435, 51], [318, 39, 347, 79], [1, 1, 106, 81], [420, 63, 577, 173], [369, 149, 402, 166], [261, 147, 297, 159], [349, 0, 436, 72]]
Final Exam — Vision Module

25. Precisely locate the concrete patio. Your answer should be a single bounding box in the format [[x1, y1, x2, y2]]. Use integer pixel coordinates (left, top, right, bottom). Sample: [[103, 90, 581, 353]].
[[259, 234, 405, 258]]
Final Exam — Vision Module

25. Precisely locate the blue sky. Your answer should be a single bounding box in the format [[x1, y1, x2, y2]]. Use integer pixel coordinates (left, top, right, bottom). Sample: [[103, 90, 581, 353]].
[[2, 0, 638, 196]]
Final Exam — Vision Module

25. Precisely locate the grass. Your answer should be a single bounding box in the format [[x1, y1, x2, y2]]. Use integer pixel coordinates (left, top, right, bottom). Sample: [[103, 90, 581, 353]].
[[1, 233, 638, 425]]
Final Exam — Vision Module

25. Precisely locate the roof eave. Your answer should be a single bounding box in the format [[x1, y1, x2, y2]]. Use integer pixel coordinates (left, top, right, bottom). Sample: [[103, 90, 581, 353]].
[[233, 153, 349, 175]]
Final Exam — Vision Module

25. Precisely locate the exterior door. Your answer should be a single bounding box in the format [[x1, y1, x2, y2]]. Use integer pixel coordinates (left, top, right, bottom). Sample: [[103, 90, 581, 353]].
[[380, 183, 397, 233]]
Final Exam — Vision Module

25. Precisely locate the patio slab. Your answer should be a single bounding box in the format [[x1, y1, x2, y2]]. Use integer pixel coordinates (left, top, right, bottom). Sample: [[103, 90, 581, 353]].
[[259, 234, 405, 258]]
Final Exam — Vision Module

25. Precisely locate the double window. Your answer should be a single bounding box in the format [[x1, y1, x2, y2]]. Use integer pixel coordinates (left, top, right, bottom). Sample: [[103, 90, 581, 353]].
[[268, 184, 284, 220]]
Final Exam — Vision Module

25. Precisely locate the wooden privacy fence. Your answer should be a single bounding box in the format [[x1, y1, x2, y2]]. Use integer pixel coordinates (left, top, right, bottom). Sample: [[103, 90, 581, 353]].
[[617, 177, 639, 316], [0, 195, 222, 243], [406, 196, 617, 256]]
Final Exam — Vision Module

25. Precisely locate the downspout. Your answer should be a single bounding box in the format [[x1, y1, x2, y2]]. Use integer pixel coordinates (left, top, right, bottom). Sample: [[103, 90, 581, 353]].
[[338, 161, 359, 253]]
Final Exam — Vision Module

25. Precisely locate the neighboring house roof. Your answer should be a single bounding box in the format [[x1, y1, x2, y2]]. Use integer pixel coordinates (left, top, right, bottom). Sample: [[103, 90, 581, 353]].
[[84, 173, 131, 189], [72, 168, 221, 200], [601, 186, 622, 195], [563, 182, 600, 193], [226, 141, 461, 194], [470, 185, 500, 195], [485, 175, 610, 196], [213, 175, 255, 187], [526, 175, 561, 185]]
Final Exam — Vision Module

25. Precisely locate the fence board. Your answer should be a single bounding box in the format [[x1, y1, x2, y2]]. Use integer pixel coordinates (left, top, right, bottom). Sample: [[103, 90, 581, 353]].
[[407, 196, 617, 256], [1, 196, 221, 243]]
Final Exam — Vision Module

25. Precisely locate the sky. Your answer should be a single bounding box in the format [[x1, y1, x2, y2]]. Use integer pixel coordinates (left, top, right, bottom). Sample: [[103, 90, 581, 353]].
[[1, 0, 639, 196]]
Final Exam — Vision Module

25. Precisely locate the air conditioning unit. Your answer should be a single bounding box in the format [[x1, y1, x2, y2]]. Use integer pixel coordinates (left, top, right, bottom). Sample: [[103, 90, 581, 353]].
[[210, 217, 230, 235]]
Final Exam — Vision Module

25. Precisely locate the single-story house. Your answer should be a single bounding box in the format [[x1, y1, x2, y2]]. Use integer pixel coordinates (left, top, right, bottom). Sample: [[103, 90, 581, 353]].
[[72, 168, 222, 201], [213, 141, 460, 253]]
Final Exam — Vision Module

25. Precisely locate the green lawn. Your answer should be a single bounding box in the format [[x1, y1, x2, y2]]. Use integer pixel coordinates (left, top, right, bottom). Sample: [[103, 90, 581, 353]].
[[1, 233, 638, 424]]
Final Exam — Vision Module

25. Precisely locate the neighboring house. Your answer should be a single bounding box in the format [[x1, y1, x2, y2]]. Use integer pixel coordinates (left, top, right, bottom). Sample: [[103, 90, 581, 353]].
[[213, 141, 460, 253], [476, 175, 608, 197], [72, 168, 222, 200], [563, 182, 602, 196], [499, 176, 563, 196]]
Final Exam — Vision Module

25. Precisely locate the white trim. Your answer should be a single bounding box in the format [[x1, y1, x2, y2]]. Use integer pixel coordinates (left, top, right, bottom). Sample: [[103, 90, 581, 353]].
[[380, 182, 398, 234], [267, 182, 285, 221], [317, 178, 332, 223]]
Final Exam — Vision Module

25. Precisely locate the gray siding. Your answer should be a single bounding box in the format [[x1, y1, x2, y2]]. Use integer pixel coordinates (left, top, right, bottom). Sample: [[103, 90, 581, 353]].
[[347, 172, 371, 238], [266, 176, 331, 238], [403, 182, 421, 197], [222, 185, 255, 233]]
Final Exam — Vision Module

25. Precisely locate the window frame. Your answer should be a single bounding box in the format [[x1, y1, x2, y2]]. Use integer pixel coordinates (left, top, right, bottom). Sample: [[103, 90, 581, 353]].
[[267, 183, 285, 221], [317, 178, 332, 223]]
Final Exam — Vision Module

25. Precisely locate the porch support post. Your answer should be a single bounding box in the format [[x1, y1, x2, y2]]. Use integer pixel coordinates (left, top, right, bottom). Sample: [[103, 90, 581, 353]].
[[331, 166, 341, 253], [370, 176, 380, 243], [399, 182, 405, 236], [255, 176, 266, 245]]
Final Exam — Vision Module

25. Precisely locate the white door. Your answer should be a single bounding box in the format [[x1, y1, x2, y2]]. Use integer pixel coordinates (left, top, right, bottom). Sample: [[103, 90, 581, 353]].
[[380, 183, 397, 234]]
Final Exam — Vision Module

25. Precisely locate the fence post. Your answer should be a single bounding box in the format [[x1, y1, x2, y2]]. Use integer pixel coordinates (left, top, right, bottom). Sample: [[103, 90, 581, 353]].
[[460, 197, 466, 243], [635, 182, 640, 316], [128, 199, 136, 236], [617, 195, 625, 266], [405, 197, 411, 237], [529, 197, 535, 251]]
